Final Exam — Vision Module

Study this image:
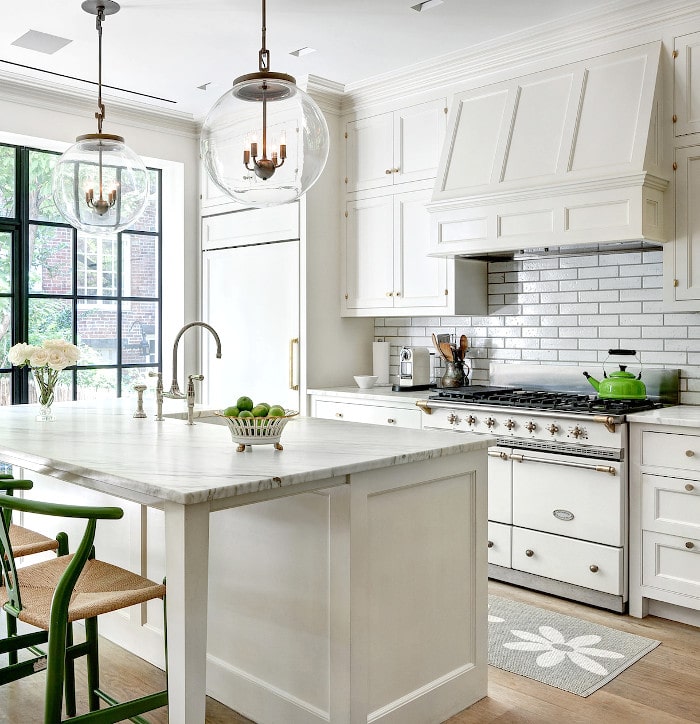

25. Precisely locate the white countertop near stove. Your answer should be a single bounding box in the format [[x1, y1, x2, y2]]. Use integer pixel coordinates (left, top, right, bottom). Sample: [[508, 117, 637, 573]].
[[307, 385, 431, 404], [627, 405, 700, 428]]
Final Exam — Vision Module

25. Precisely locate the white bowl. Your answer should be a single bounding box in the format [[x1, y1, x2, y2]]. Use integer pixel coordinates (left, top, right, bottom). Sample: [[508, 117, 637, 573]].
[[354, 375, 378, 389]]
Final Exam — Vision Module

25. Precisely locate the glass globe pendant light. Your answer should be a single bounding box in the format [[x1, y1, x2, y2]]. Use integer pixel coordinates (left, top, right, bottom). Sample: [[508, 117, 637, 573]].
[[52, 0, 149, 234], [201, 0, 330, 207]]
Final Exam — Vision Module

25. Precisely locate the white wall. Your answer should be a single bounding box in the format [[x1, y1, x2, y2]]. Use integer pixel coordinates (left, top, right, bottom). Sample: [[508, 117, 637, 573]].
[[375, 250, 700, 405]]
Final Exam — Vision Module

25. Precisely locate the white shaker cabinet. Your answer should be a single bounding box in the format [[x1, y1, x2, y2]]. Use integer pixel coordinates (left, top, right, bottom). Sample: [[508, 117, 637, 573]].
[[345, 98, 447, 193], [342, 187, 487, 316], [309, 389, 423, 429], [674, 32, 700, 137]]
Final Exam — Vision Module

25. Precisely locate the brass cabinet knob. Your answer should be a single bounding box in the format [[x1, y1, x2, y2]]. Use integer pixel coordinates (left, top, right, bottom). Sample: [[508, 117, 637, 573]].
[[525, 549, 534, 557], [393, 168, 400, 173], [387, 418, 396, 424], [335, 412, 343, 418], [589, 564, 599, 573], [395, 291, 401, 296], [487, 541, 494, 548], [686, 450, 695, 457], [386, 291, 394, 297], [686, 483, 695, 492], [686, 541, 695, 549], [385, 169, 392, 175]]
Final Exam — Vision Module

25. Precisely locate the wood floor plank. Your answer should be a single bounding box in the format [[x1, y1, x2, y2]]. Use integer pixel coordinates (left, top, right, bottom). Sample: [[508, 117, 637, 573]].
[[2, 580, 700, 722]]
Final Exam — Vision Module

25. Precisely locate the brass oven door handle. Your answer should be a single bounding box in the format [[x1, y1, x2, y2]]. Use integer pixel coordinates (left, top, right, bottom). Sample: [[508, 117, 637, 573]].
[[289, 337, 299, 391], [509, 452, 616, 475]]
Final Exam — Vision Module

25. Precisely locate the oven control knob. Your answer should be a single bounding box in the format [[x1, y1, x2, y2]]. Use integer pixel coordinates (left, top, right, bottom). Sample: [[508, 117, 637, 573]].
[[525, 549, 534, 557], [447, 413, 460, 425], [504, 418, 516, 430], [485, 417, 496, 428], [546, 424, 559, 435], [466, 415, 477, 426], [569, 425, 586, 440], [589, 564, 599, 573], [525, 421, 537, 433]]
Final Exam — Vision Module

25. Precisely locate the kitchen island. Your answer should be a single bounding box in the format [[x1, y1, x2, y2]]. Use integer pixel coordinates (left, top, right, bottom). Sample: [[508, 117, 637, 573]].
[[0, 399, 490, 724]]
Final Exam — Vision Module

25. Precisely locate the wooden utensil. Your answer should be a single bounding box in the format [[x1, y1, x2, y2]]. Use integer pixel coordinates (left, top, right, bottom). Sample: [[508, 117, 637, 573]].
[[459, 335, 468, 360], [439, 341, 454, 362], [432, 333, 447, 360]]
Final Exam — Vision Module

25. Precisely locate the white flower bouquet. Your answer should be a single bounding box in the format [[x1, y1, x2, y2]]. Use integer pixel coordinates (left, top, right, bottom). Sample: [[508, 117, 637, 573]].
[[8, 339, 81, 414]]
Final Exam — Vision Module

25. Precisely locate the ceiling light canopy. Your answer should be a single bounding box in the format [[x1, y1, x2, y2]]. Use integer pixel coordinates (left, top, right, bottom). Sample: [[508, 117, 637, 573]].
[[200, 0, 329, 208], [52, 0, 149, 235]]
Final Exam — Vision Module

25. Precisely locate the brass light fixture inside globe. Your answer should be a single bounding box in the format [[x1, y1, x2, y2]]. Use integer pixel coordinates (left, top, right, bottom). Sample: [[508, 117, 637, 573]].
[[201, 0, 330, 207], [52, 0, 149, 234]]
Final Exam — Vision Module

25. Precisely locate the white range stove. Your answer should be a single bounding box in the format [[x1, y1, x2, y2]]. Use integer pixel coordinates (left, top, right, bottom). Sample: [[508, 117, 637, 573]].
[[420, 363, 680, 612]]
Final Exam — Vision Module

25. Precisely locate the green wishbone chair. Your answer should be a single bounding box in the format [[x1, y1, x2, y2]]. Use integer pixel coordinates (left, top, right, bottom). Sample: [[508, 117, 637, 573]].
[[0, 491, 168, 723]]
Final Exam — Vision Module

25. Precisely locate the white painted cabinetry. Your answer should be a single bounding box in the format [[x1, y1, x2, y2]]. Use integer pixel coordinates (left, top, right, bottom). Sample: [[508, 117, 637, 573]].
[[629, 422, 700, 619], [345, 98, 447, 192], [309, 389, 423, 429], [674, 32, 700, 137]]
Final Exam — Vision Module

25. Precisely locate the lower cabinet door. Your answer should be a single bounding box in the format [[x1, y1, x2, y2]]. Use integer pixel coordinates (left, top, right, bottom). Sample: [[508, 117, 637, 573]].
[[512, 527, 624, 595], [642, 531, 700, 602], [487, 521, 512, 568]]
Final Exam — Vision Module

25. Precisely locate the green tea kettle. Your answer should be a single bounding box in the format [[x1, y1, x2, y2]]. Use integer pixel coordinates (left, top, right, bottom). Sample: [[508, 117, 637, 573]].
[[583, 349, 647, 400]]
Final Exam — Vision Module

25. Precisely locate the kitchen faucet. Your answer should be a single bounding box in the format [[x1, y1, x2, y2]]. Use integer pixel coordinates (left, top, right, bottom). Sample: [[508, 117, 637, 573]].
[[164, 321, 222, 400]]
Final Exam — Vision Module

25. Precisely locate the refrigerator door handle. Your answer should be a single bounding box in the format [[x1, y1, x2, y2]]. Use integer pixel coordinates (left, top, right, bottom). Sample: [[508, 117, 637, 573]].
[[289, 337, 299, 391]]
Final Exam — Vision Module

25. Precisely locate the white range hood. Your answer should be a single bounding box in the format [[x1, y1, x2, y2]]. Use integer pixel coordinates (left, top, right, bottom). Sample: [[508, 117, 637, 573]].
[[428, 41, 668, 258]]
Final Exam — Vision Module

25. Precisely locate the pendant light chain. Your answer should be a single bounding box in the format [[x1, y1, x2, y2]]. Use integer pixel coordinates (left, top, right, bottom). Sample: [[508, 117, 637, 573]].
[[259, 0, 269, 72], [95, 5, 106, 134]]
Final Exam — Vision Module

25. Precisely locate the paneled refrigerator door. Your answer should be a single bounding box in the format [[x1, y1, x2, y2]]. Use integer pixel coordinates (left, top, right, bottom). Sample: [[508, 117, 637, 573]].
[[202, 239, 300, 411]]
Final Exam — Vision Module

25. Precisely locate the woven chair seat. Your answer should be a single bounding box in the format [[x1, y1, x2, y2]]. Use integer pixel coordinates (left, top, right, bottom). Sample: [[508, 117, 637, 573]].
[[8, 524, 59, 557], [1, 555, 166, 630]]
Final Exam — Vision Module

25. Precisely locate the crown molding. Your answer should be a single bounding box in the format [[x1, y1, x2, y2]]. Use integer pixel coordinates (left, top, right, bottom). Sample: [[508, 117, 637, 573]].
[[301, 75, 345, 116], [0, 69, 199, 138], [341, 0, 700, 114]]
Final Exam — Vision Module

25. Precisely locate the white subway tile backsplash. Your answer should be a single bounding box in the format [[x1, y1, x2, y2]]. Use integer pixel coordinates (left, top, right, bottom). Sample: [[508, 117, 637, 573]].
[[376, 253, 695, 392]]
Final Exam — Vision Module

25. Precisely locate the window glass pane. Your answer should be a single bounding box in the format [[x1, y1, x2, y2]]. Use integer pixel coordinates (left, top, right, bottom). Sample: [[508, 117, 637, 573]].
[[130, 169, 159, 233], [28, 298, 73, 343], [123, 233, 158, 298], [0, 297, 11, 367], [28, 370, 73, 404], [122, 301, 158, 364], [29, 224, 73, 294], [28, 150, 62, 223], [0, 146, 15, 218], [0, 372, 10, 406], [77, 299, 117, 365], [77, 368, 117, 400], [0, 231, 10, 293], [121, 367, 157, 397], [77, 232, 117, 297]]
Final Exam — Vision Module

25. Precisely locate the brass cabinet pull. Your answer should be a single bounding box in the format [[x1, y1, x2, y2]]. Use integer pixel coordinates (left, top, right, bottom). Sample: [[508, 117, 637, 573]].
[[289, 337, 299, 391], [686, 450, 695, 457], [525, 549, 534, 557], [487, 541, 494, 548], [387, 418, 396, 424], [589, 564, 599, 573], [686, 483, 695, 492], [686, 541, 695, 549]]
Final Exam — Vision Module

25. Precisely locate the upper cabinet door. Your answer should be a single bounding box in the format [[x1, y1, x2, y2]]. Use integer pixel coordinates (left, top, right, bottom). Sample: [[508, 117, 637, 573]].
[[346, 99, 447, 193], [670, 145, 700, 303], [675, 32, 700, 137]]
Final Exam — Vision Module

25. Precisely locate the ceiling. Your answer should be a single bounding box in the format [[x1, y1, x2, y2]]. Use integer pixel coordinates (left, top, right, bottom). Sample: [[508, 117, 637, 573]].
[[1, 0, 617, 121]]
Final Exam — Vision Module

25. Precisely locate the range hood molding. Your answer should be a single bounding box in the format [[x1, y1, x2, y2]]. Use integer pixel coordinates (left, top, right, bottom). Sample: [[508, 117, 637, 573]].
[[428, 41, 668, 258]]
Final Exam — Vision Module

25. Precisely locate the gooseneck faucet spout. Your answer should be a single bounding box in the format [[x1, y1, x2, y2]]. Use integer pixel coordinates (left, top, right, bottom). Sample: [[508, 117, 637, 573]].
[[164, 321, 222, 399]]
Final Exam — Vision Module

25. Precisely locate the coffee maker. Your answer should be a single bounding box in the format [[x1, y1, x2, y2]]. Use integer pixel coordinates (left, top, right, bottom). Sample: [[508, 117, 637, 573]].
[[397, 346, 431, 389]]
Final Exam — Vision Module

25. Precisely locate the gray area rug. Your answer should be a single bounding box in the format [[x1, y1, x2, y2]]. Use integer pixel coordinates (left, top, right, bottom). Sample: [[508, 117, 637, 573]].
[[488, 595, 660, 697]]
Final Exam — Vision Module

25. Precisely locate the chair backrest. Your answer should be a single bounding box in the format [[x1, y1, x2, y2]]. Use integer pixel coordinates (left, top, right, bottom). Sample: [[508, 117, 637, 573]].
[[0, 492, 124, 619]]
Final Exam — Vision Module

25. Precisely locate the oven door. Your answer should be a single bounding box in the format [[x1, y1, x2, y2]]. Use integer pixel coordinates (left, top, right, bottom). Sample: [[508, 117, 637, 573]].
[[510, 450, 624, 547]]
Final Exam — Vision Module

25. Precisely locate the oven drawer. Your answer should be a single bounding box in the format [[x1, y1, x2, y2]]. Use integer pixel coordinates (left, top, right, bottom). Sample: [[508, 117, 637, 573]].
[[487, 522, 512, 568], [642, 473, 700, 539], [642, 531, 700, 600], [512, 527, 624, 595], [488, 448, 512, 524], [511, 451, 623, 547], [641, 431, 700, 474]]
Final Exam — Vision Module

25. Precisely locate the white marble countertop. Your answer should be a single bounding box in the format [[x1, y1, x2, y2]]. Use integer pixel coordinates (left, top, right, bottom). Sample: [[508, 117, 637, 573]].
[[0, 399, 492, 506], [627, 405, 700, 428], [307, 386, 432, 404]]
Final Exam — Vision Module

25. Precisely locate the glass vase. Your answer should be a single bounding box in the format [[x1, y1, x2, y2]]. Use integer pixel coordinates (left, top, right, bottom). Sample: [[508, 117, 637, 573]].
[[32, 368, 59, 422]]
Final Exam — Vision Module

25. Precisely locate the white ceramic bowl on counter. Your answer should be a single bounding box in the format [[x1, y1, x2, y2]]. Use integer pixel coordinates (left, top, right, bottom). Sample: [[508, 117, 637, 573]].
[[354, 375, 378, 389]]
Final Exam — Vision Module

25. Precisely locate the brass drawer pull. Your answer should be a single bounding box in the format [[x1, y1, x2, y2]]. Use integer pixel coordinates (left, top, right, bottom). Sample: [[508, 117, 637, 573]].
[[686, 541, 695, 549], [387, 418, 396, 424], [589, 564, 599, 573], [487, 541, 494, 548], [686, 483, 695, 492], [335, 412, 343, 418], [525, 549, 534, 557]]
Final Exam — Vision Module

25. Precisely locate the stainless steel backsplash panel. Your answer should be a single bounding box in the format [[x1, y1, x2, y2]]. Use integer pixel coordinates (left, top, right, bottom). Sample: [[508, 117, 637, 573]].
[[489, 362, 680, 405]]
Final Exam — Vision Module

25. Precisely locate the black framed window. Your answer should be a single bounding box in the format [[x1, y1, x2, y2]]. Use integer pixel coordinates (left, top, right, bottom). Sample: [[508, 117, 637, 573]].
[[0, 144, 162, 404]]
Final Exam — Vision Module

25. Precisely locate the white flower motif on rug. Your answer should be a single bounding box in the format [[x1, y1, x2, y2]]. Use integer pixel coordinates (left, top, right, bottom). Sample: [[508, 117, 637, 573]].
[[488, 603, 504, 623], [503, 625, 624, 676]]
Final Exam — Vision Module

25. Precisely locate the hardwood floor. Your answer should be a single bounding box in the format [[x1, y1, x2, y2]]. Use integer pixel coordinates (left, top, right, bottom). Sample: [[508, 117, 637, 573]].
[[2, 580, 699, 723]]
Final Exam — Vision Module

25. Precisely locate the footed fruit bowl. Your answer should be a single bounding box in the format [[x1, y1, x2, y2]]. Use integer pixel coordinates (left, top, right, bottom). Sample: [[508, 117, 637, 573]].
[[215, 410, 298, 451]]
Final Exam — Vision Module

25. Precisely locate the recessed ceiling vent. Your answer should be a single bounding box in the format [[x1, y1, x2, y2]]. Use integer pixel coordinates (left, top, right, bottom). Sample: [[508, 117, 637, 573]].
[[11, 30, 72, 55], [411, 0, 444, 12]]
